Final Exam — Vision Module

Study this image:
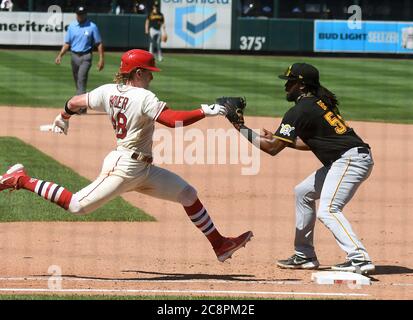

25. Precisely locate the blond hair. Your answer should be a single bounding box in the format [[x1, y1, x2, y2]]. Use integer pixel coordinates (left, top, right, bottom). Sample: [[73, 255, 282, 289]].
[[113, 69, 136, 84]]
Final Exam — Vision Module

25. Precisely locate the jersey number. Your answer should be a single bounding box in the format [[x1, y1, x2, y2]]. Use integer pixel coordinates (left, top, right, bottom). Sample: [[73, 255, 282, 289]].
[[111, 113, 128, 139], [324, 112, 347, 134]]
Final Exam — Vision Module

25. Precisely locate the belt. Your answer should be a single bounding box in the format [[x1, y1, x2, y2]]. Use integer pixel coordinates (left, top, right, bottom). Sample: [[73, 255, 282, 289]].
[[357, 147, 370, 154], [131, 152, 153, 164], [335, 146, 370, 164], [72, 51, 92, 56]]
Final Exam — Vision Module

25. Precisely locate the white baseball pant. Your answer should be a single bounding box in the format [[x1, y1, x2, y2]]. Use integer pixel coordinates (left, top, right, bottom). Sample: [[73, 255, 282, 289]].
[[294, 147, 374, 261], [69, 149, 191, 215]]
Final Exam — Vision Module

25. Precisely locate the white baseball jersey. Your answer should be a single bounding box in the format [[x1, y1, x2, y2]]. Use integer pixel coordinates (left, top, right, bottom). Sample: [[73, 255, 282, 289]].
[[87, 84, 166, 155]]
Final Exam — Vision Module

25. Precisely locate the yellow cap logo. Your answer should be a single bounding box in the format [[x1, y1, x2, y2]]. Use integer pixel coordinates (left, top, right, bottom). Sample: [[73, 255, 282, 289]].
[[285, 65, 292, 76]]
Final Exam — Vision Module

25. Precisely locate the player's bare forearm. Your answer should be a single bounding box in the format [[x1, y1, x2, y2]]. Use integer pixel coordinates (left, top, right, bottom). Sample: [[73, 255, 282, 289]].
[[62, 94, 88, 117], [288, 137, 311, 151], [237, 125, 287, 156], [258, 135, 288, 156]]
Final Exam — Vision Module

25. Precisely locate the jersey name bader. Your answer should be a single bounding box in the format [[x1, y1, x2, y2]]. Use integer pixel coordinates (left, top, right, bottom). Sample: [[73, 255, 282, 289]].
[[109, 95, 129, 110]]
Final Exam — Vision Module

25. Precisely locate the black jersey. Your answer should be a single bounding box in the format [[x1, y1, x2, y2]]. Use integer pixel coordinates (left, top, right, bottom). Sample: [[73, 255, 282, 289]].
[[147, 12, 164, 30], [274, 96, 369, 166]]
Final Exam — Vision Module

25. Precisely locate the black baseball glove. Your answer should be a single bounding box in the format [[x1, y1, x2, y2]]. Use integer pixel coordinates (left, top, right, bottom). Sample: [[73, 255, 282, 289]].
[[216, 96, 246, 126]]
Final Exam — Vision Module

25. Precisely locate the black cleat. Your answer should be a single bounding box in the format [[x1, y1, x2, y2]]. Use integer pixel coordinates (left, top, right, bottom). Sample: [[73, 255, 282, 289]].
[[277, 254, 320, 270], [331, 259, 375, 274]]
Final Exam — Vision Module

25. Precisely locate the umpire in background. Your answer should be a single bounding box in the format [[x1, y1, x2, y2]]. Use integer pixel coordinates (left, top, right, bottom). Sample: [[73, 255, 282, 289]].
[[55, 6, 105, 113]]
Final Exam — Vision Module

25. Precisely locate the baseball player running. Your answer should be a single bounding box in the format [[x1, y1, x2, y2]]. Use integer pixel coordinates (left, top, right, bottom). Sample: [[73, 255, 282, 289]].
[[227, 63, 374, 274], [0, 49, 253, 263]]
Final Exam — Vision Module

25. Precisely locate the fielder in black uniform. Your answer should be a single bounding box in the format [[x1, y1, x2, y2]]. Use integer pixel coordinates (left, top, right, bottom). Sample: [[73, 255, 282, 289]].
[[145, 2, 167, 62], [234, 63, 375, 274]]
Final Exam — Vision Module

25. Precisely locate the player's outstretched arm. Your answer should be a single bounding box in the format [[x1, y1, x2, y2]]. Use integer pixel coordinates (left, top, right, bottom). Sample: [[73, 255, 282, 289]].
[[66, 94, 88, 114], [52, 94, 88, 135], [259, 128, 290, 156], [156, 104, 226, 128], [236, 125, 289, 156], [288, 137, 311, 151]]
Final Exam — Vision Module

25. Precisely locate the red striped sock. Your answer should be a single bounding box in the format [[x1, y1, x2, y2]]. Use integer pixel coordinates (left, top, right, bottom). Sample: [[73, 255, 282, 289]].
[[184, 199, 224, 248], [19, 176, 73, 210]]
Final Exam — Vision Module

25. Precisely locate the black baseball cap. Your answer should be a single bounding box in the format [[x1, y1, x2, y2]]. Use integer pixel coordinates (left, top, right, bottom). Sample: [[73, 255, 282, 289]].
[[75, 6, 87, 15], [278, 63, 320, 86]]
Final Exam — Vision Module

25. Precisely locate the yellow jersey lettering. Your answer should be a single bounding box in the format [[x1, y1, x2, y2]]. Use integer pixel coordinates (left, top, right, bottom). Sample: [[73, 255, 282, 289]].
[[316, 100, 328, 111], [324, 111, 347, 134]]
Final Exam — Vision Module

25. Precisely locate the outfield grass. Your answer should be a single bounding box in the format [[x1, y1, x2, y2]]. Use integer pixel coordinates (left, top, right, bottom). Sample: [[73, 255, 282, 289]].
[[0, 49, 411, 123], [0, 137, 154, 222]]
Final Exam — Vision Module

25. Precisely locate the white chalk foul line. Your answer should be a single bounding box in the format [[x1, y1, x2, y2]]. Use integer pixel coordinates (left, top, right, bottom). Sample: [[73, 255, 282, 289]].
[[0, 288, 369, 297]]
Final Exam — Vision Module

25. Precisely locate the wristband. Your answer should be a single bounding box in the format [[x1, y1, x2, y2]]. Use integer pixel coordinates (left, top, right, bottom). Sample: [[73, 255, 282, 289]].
[[60, 112, 71, 120], [64, 100, 77, 115]]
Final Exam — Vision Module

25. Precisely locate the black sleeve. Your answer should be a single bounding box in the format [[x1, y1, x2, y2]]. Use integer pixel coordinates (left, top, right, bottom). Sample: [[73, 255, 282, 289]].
[[274, 108, 300, 144]]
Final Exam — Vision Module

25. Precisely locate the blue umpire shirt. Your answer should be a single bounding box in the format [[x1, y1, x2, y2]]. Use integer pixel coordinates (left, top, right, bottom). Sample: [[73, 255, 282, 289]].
[[64, 19, 102, 53]]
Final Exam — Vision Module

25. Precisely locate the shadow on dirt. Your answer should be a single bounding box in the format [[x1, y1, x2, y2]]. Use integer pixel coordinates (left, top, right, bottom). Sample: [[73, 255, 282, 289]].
[[364, 265, 413, 282], [37, 270, 301, 283], [119, 270, 301, 282], [372, 265, 413, 276]]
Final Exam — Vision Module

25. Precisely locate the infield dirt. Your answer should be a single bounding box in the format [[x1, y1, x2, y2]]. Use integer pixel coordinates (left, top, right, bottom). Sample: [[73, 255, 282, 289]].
[[0, 107, 412, 299]]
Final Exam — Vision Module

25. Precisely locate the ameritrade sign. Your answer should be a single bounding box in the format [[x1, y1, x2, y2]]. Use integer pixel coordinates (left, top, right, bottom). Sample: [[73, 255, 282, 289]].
[[162, 0, 232, 49], [0, 12, 74, 45], [314, 20, 413, 54]]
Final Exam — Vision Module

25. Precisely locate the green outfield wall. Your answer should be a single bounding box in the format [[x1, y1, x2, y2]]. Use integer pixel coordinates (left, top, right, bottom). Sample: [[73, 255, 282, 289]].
[[0, 12, 314, 53], [232, 18, 314, 53], [89, 14, 314, 52], [87, 14, 148, 49]]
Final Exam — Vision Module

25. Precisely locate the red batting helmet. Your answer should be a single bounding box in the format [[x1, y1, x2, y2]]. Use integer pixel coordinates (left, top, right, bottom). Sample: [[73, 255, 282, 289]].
[[119, 49, 161, 73]]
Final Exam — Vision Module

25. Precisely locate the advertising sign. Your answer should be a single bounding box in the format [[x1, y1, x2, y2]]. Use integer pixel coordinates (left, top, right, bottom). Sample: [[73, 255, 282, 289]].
[[314, 20, 413, 54], [161, 0, 232, 49], [0, 12, 75, 45]]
